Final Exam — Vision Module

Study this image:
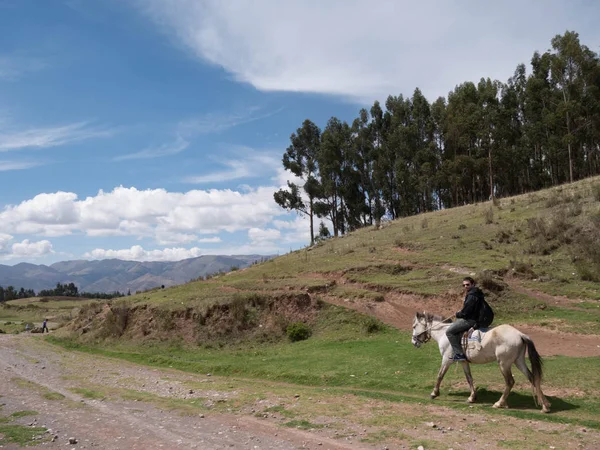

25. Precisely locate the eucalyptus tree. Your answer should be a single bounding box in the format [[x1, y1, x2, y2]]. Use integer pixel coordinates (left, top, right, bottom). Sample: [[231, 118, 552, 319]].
[[274, 119, 322, 245]]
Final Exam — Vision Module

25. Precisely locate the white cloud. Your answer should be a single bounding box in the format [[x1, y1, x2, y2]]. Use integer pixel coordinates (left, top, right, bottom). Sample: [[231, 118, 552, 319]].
[[0, 233, 12, 252], [83, 245, 205, 262], [177, 106, 281, 137], [113, 135, 189, 161], [83, 242, 286, 262], [139, 0, 600, 102], [0, 238, 54, 260], [0, 160, 43, 171], [9, 192, 80, 225], [0, 121, 113, 152], [155, 230, 221, 246], [0, 181, 316, 261], [183, 146, 281, 184], [248, 227, 280, 244], [0, 185, 284, 242]]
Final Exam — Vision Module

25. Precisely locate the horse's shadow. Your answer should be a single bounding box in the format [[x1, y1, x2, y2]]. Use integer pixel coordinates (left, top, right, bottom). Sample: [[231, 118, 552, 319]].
[[448, 389, 578, 413]]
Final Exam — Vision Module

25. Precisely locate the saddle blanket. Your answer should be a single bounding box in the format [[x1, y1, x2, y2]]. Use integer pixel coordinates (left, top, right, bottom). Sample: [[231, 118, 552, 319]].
[[467, 327, 491, 343]]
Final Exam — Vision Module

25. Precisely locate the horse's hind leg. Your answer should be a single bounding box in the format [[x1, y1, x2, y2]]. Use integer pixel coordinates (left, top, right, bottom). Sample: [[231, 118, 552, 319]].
[[514, 353, 533, 381], [461, 363, 477, 403], [515, 351, 551, 413], [493, 360, 515, 409]]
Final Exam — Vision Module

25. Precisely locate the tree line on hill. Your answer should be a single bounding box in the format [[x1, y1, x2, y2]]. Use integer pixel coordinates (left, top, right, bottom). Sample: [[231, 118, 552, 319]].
[[274, 31, 600, 244], [0, 282, 127, 302]]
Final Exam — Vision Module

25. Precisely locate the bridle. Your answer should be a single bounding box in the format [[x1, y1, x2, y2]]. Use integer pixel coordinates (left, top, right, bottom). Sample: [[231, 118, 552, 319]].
[[413, 315, 455, 345]]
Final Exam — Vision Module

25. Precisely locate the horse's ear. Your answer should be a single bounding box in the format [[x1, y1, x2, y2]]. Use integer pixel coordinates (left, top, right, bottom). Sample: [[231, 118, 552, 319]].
[[416, 311, 423, 319]]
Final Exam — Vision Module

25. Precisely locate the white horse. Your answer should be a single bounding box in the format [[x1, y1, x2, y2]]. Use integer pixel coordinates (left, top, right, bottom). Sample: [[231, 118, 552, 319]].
[[411, 311, 551, 413]]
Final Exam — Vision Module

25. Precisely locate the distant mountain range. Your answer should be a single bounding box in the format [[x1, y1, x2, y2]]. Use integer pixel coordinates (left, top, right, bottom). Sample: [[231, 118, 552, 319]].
[[0, 255, 274, 294]]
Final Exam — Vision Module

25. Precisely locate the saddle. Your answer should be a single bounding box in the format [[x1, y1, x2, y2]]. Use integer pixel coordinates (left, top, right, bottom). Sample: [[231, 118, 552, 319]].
[[461, 327, 491, 359]]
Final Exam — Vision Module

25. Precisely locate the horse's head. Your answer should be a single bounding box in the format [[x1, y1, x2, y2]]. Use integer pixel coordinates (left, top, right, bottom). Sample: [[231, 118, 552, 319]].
[[412, 311, 430, 347]]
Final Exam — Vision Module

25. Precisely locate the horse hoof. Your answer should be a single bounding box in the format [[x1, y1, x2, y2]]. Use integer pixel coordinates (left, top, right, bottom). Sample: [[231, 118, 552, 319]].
[[542, 407, 550, 413], [493, 402, 507, 409], [430, 393, 438, 399], [468, 397, 476, 403]]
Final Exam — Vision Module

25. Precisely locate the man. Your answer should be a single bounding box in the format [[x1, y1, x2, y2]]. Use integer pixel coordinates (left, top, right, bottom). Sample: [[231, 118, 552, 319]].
[[446, 277, 484, 362], [42, 319, 49, 333]]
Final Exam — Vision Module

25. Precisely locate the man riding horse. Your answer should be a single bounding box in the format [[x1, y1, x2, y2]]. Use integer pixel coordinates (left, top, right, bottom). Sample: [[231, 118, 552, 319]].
[[446, 277, 490, 362]]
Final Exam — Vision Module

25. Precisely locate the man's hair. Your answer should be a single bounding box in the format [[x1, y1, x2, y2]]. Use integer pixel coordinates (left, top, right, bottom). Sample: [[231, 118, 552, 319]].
[[463, 276, 476, 285]]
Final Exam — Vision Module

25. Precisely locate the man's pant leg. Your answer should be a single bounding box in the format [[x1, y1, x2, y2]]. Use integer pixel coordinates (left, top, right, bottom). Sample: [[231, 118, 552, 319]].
[[446, 319, 475, 356]]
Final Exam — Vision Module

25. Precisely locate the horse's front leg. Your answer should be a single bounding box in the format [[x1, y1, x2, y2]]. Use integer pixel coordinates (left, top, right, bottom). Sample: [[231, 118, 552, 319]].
[[461, 362, 477, 403], [431, 359, 452, 399]]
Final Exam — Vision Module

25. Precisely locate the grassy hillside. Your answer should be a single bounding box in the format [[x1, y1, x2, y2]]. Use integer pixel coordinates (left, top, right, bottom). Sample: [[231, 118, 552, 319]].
[[41, 174, 599, 340]]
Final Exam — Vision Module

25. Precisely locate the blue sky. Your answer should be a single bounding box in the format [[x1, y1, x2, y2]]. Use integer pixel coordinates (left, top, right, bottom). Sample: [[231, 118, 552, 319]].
[[1, 0, 599, 265]]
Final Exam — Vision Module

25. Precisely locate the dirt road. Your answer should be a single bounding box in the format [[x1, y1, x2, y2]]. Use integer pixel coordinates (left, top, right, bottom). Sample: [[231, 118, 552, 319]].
[[0, 334, 368, 450], [1, 333, 598, 450]]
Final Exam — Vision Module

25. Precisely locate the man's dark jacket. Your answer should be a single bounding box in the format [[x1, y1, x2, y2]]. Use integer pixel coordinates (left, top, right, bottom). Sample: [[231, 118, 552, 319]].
[[456, 286, 484, 321]]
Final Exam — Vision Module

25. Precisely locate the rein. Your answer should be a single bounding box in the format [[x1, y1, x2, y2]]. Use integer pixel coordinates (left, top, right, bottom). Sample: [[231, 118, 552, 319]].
[[414, 315, 455, 344]]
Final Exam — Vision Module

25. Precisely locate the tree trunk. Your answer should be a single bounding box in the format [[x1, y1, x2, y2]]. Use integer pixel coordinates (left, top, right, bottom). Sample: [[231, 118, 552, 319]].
[[488, 147, 494, 201], [309, 197, 314, 246]]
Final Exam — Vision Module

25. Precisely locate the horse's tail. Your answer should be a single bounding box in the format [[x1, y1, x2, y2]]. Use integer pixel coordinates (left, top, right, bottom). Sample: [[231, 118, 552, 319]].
[[522, 335, 549, 411]]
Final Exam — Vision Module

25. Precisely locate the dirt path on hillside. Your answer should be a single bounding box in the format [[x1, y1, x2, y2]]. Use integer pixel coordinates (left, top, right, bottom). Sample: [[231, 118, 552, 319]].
[[0, 334, 371, 450], [319, 290, 600, 358], [298, 264, 600, 358]]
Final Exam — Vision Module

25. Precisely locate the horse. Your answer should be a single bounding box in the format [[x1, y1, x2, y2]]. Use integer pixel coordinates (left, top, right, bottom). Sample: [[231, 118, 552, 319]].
[[411, 311, 551, 413]]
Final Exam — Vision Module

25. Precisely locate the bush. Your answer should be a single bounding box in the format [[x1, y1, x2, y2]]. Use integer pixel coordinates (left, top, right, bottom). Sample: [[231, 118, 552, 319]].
[[484, 207, 494, 224], [363, 317, 385, 334], [507, 260, 537, 279], [286, 322, 312, 342], [496, 229, 511, 244], [545, 192, 563, 208], [458, 224, 467, 230], [565, 201, 582, 217], [571, 215, 600, 281], [478, 271, 505, 292], [592, 184, 600, 202]]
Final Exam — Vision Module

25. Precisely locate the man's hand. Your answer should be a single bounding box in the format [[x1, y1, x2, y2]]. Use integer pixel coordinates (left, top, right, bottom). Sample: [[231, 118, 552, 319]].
[[455, 311, 463, 319]]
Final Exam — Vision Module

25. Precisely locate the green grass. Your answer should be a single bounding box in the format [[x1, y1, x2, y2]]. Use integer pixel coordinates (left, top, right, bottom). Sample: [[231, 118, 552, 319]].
[[42, 392, 65, 401], [49, 303, 600, 430], [10, 411, 38, 418], [283, 420, 324, 430], [68, 388, 105, 400], [0, 424, 48, 446]]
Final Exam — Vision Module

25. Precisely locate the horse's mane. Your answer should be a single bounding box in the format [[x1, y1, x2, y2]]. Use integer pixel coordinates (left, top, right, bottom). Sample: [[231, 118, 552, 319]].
[[416, 311, 453, 323]]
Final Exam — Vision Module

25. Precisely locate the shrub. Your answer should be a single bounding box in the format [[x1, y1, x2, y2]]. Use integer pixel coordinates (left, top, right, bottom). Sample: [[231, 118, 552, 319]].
[[362, 317, 385, 334], [286, 322, 312, 342], [545, 191, 563, 208], [458, 224, 467, 230], [593, 184, 600, 202], [478, 271, 505, 292], [574, 262, 600, 282], [565, 201, 582, 217], [570, 215, 600, 281], [496, 229, 511, 244], [507, 260, 537, 279], [484, 207, 494, 224]]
